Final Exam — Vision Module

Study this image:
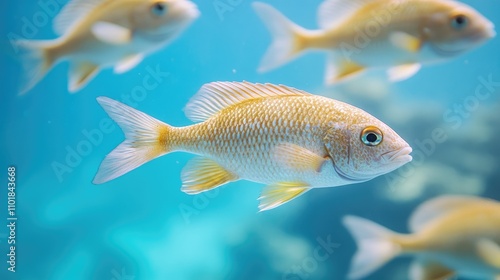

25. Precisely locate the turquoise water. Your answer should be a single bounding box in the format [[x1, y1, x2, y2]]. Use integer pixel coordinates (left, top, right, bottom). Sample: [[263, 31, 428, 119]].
[[1, 0, 500, 279]]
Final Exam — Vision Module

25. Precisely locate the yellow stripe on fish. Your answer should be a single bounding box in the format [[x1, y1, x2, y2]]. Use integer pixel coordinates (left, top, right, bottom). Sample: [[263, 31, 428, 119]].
[[94, 82, 412, 211]]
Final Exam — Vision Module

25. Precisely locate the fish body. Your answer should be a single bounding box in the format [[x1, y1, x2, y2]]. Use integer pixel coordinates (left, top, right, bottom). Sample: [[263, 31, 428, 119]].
[[94, 82, 412, 211], [344, 196, 500, 279], [18, 0, 199, 94], [253, 0, 495, 84]]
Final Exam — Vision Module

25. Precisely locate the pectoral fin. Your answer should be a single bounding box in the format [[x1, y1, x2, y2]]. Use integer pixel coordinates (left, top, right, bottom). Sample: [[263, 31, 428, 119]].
[[92, 21, 132, 44], [181, 157, 238, 194], [325, 53, 365, 84], [477, 239, 500, 268], [69, 62, 99, 93], [114, 54, 144, 74], [274, 143, 329, 173], [258, 182, 311, 211], [390, 32, 422, 53], [409, 259, 454, 280], [387, 63, 421, 82]]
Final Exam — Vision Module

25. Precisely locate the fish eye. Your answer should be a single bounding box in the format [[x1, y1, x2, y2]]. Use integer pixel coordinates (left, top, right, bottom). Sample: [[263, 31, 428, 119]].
[[360, 127, 383, 146], [451, 14, 468, 30], [151, 2, 168, 16]]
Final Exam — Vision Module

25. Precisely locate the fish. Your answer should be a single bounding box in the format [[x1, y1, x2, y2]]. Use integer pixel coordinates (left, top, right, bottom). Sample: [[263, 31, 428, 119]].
[[93, 82, 412, 211], [252, 0, 495, 84], [16, 0, 199, 95], [343, 195, 500, 280]]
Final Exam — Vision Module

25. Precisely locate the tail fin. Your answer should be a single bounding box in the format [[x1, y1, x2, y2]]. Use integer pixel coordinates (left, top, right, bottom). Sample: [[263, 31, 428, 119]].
[[93, 97, 172, 184], [16, 40, 55, 95], [252, 2, 312, 72], [343, 216, 401, 280]]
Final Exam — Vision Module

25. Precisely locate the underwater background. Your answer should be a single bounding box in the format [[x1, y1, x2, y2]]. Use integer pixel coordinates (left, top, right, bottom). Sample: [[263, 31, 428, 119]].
[[1, 0, 500, 279]]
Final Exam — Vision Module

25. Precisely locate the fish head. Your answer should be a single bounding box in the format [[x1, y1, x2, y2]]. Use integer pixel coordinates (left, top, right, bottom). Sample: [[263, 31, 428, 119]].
[[131, 0, 199, 42], [324, 119, 412, 182], [424, 1, 495, 57]]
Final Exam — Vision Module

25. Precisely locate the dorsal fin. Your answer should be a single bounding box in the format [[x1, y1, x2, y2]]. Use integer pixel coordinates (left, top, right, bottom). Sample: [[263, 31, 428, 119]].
[[53, 0, 106, 36], [409, 195, 491, 232], [184, 81, 310, 122], [318, 0, 377, 29]]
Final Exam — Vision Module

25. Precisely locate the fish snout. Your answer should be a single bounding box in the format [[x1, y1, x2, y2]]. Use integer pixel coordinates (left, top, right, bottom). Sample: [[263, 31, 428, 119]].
[[486, 23, 496, 39], [476, 19, 496, 40], [180, 0, 200, 19]]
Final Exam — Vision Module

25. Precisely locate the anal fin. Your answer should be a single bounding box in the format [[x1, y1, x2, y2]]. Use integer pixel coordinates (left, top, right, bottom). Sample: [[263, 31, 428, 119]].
[[181, 157, 238, 194], [258, 182, 310, 211], [69, 62, 99, 93], [325, 53, 365, 84], [388, 63, 421, 82], [114, 53, 144, 74], [409, 259, 454, 280]]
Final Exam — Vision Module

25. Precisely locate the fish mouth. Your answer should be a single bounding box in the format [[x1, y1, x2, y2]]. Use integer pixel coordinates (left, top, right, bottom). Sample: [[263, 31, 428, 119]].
[[431, 28, 494, 57], [485, 27, 496, 39], [469, 29, 495, 41], [382, 147, 413, 164], [330, 147, 412, 182]]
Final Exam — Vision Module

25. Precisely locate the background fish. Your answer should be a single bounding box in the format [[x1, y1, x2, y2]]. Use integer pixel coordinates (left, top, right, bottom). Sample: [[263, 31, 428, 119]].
[[93, 82, 412, 211], [344, 195, 500, 279], [253, 0, 495, 84], [17, 0, 199, 94]]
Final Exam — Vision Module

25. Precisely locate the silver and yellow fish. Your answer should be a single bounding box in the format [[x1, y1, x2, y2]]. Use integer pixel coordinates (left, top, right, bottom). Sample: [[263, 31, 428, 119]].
[[17, 0, 199, 94], [344, 195, 500, 279], [253, 0, 495, 84], [94, 82, 412, 211]]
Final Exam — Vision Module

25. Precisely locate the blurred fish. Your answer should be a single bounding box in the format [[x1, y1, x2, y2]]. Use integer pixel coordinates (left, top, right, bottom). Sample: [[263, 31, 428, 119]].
[[17, 0, 199, 94], [343, 195, 500, 280], [93, 82, 412, 211], [253, 0, 495, 84]]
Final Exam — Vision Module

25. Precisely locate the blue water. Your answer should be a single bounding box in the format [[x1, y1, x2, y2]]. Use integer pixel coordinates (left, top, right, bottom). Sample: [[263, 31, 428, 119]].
[[1, 0, 500, 279]]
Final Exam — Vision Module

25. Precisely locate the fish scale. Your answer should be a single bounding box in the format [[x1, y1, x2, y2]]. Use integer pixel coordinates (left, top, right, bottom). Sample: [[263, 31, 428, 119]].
[[173, 97, 330, 183], [94, 82, 411, 210]]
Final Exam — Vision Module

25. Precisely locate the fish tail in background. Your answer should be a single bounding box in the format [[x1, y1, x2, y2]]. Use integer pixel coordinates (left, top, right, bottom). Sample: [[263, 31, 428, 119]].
[[342, 216, 402, 280], [252, 2, 312, 72], [16, 40, 56, 95], [93, 97, 173, 184]]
